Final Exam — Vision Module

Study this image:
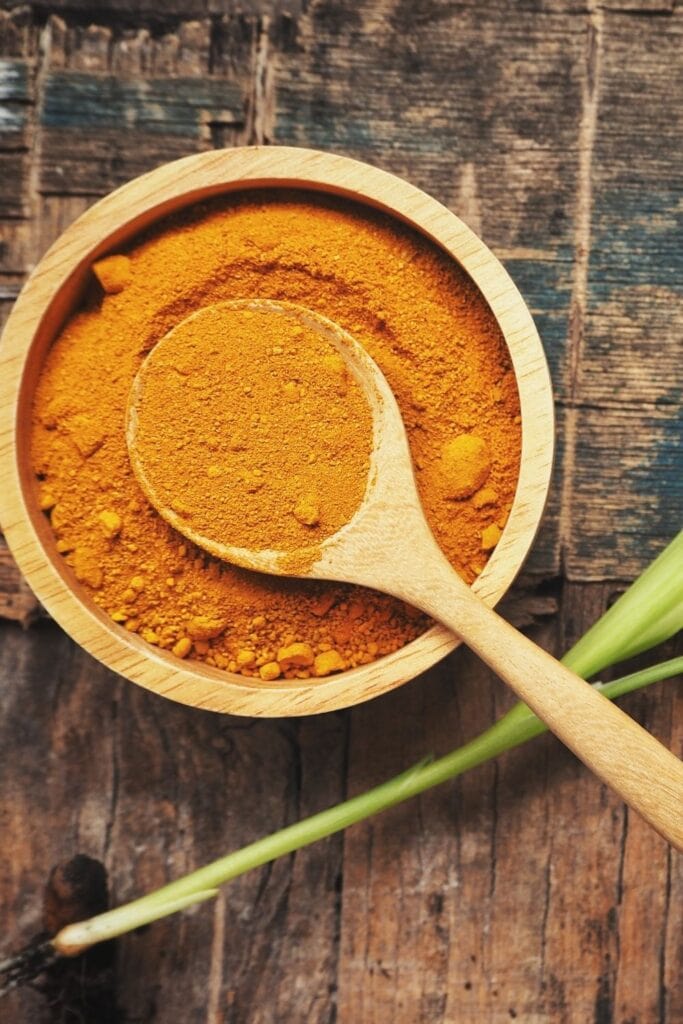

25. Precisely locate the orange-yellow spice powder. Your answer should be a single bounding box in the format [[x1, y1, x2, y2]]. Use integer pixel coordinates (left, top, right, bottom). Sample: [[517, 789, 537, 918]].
[[31, 190, 521, 681], [128, 302, 373, 553]]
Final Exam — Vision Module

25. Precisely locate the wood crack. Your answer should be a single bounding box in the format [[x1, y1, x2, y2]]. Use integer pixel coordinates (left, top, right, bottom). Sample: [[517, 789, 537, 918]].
[[246, 13, 274, 145], [102, 709, 120, 863], [657, 845, 673, 1024], [559, 4, 604, 565], [206, 891, 226, 1024], [610, 804, 628, 1024]]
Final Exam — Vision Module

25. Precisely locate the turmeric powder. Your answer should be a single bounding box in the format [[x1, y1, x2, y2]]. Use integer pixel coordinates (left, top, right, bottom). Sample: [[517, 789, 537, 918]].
[[32, 190, 521, 681], [128, 302, 373, 553]]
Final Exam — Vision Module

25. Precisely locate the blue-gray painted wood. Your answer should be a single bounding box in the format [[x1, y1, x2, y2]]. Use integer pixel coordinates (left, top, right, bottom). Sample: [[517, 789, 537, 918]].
[[40, 71, 248, 194], [0, 58, 31, 217]]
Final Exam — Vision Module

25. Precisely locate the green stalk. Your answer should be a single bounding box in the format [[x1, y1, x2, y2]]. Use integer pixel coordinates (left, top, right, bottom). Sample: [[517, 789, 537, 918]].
[[500, 529, 683, 735], [561, 529, 683, 679], [53, 531, 683, 955], [54, 655, 682, 956]]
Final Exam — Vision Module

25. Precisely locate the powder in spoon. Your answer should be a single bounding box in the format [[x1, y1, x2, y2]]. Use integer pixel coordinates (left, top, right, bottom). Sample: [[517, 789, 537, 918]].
[[128, 302, 373, 555]]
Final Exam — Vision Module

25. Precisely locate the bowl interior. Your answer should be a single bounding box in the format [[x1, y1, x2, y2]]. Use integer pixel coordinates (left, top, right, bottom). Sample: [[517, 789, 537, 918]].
[[0, 148, 554, 716]]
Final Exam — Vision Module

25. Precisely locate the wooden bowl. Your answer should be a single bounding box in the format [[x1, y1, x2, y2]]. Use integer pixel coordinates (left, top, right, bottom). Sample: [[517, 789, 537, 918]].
[[0, 147, 554, 717]]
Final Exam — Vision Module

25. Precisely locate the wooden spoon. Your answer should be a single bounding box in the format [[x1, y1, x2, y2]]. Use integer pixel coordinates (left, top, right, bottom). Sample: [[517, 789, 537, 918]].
[[128, 299, 683, 849]]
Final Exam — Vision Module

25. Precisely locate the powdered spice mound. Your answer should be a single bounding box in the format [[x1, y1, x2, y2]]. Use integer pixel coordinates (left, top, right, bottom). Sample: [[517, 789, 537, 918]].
[[32, 190, 522, 681], [128, 303, 373, 553]]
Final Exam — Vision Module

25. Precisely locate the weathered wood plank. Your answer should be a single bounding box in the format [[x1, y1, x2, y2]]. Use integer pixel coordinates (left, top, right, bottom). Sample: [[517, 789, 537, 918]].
[[0, 152, 30, 217], [3, 592, 678, 1023], [0, 7, 35, 60], [567, 404, 682, 581], [0, 618, 347, 1022], [37, 15, 252, 195], [0, 195, 91, 300], [39, 71, 247, 194], [270, 2, 584, 393], [338, 654, 498, 1023], [556, 583, 683, 1024], [565, 7, 683, 579], [0, 220, 33, 274], [0, 58, 32, 218], [340, 584, 682, 1024], [604, 0, 676, 9], [0, 536, 42, 625], [0, 58, 31, 139], [24, 1, 679, 20], [1, 1, 302, 18]]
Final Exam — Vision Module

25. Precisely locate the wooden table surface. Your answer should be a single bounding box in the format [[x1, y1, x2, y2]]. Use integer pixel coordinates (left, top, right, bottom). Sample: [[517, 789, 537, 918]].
[[0, 2, 681, 1022]]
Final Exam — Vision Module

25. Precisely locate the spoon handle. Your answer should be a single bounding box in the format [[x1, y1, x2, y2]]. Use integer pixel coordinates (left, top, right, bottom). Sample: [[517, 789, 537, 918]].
[[399, 555, 683, 849]]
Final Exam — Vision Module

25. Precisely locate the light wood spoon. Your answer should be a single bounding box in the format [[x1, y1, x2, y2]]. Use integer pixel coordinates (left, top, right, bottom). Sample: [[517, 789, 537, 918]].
[[128, 299, 683, 849]]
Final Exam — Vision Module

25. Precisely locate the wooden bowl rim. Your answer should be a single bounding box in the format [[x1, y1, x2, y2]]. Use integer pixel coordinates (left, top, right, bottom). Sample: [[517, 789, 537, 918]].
[[0, 145, 554, 717]]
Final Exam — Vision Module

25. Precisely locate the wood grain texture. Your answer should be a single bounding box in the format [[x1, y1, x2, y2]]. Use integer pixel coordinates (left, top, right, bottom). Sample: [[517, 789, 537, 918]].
[[340, 591, 682, 1024], [0, 2, 682, 1022], [566, 8, 683, 579], [37, 17, 253, 195], [0, 617, 348, 1023], [1, 598, 680, 1023], [0, 535, 41, 625]]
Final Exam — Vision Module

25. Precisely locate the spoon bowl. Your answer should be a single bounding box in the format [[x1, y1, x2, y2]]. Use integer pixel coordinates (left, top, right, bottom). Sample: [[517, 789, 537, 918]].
[[126, 299, 392, 579], [129, 299, 683, 850]]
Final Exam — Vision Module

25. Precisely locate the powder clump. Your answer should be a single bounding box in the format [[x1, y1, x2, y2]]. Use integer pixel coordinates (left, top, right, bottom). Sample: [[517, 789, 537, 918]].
[[92, 254, 132, 294], [439, 434, 491, 500]]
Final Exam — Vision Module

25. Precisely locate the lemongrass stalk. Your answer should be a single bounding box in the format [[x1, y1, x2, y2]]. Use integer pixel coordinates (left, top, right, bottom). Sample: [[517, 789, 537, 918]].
[[562, 528, 683, 678], [56, 891, 219, 956], [53, 655, 682, 957], [499, 530, 683, 735]]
